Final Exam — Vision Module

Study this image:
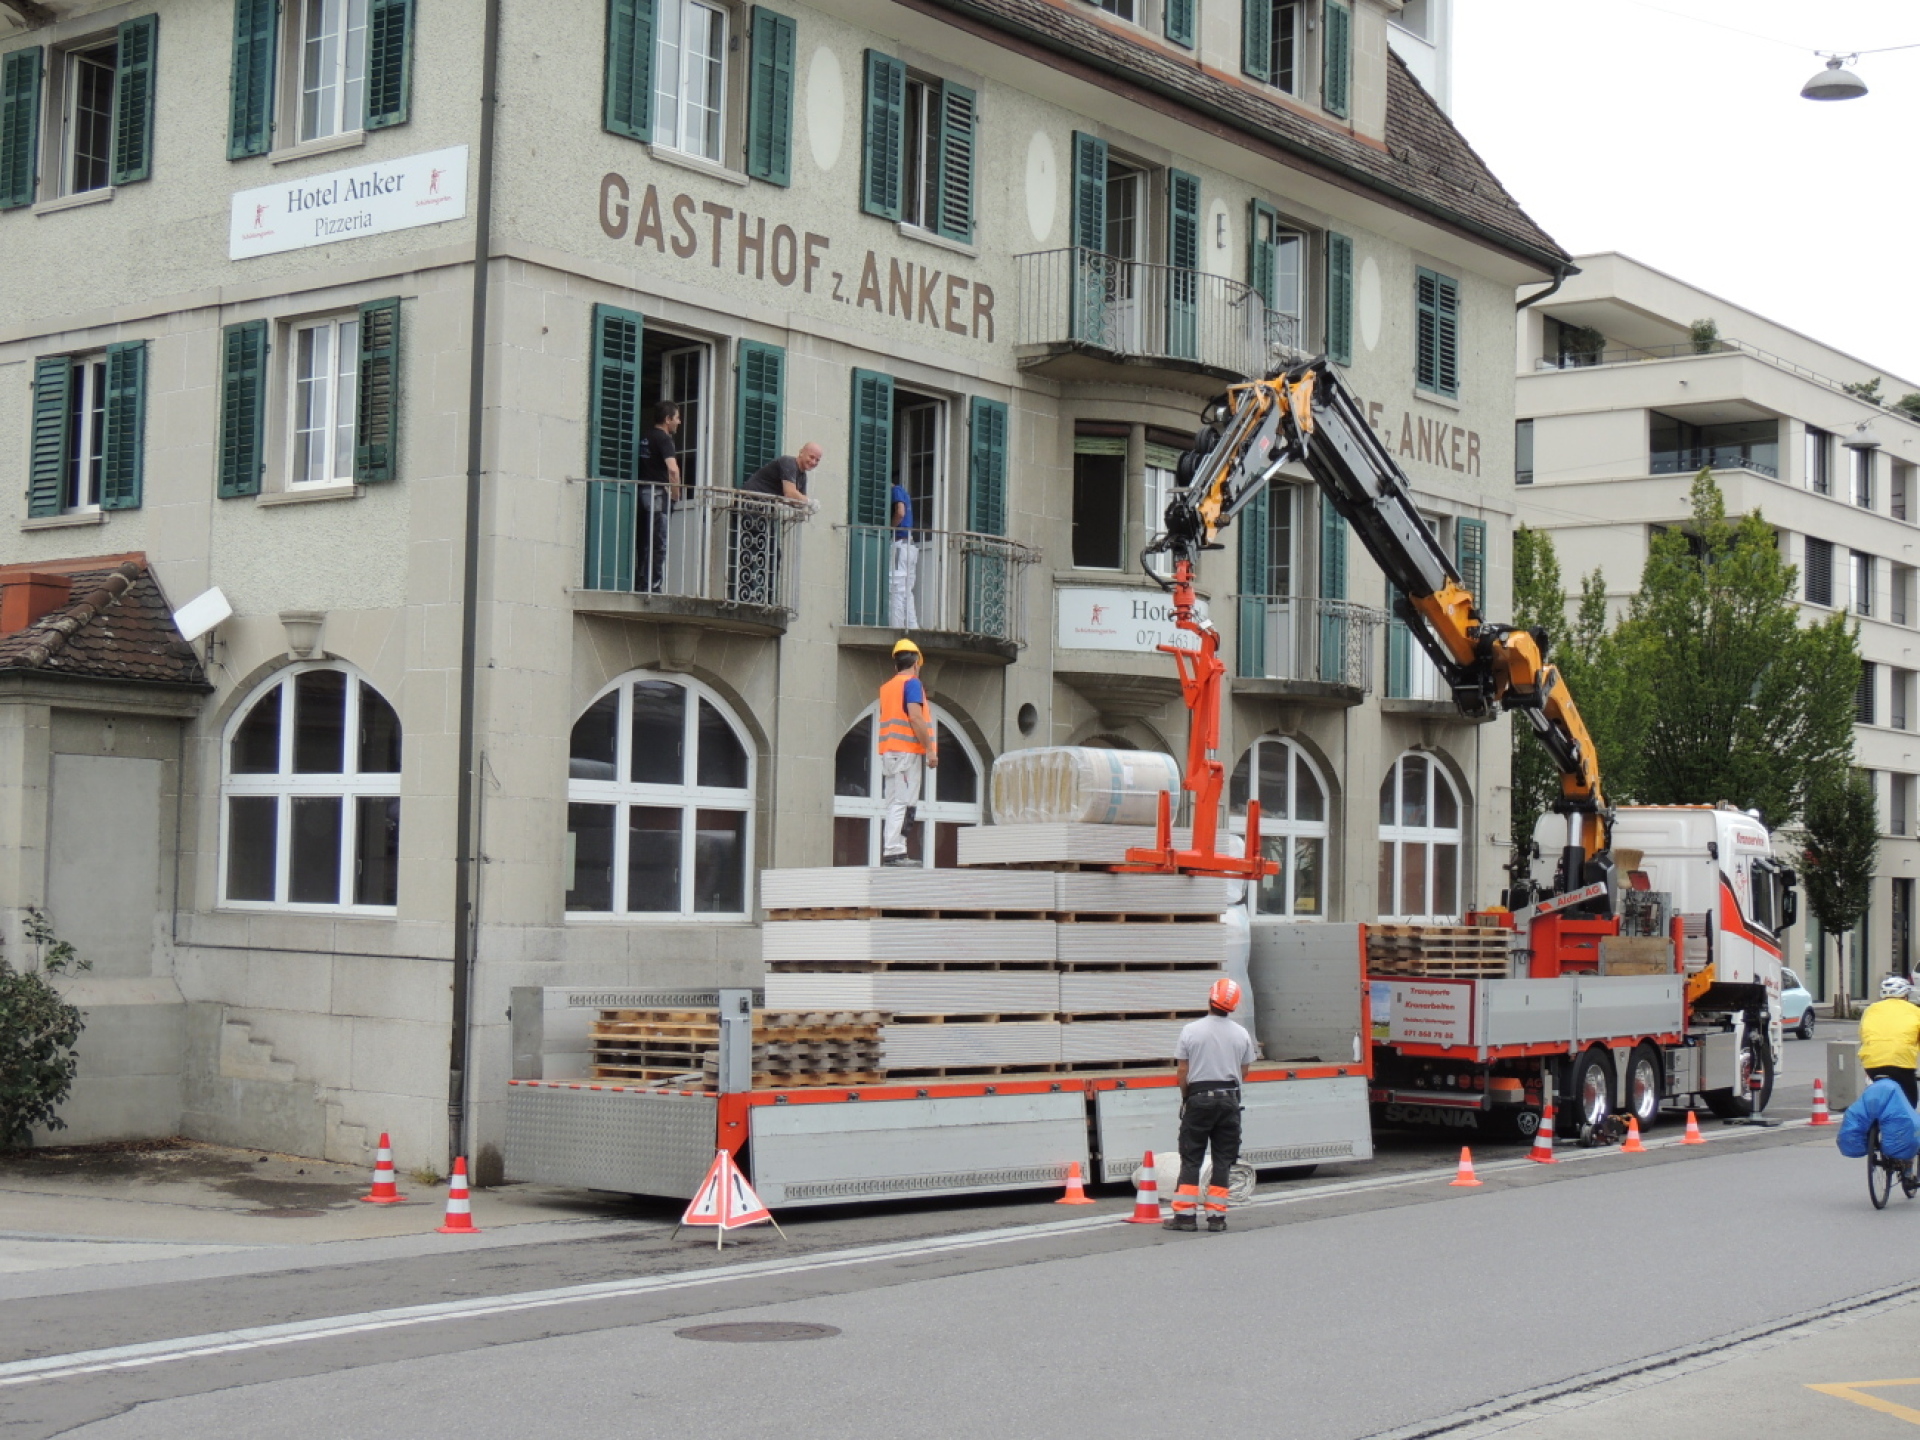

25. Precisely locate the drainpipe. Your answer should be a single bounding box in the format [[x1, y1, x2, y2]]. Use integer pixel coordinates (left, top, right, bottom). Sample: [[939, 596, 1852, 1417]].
[[448, 0, 501, 1172], [1515, 261, 1574, 312]]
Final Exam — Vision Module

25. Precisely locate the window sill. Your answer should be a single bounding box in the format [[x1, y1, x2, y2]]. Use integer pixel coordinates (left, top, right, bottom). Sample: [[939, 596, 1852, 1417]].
[[646, 144, 749, 188], [258, 483, 364, 507], [271, 131, 367, 166], [897, 223, 978, 259], [1414, 387, 1462, 411], [34, 187, 114, 216], [21, 511, 107, 531]]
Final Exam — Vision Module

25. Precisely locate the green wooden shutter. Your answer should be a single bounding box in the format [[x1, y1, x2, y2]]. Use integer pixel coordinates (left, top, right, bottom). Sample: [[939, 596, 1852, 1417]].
[[861, 51, 905, 220], [1456, 517, 1486, 601], [1167, 168, 1200, 361], [101, 342, 147, 511], [934, 82, 975, 243], [1248, 199, 1278, 307], [585, 304, 642, 590], [355, 298, 401, 482], [967, 397, 1007, 534], [111, 16, 159, 186], [1236, 488, 1270, 676], [1322, 0, 1351, 119], [1165, 0, 1194, 48], [604, 0, 656, 141], [218, 321, 268, 499], [227, 0, 278, 159], [847, 369, 894, 626], [735, 340, 785, 484], [746, 8, 796, 185], [1070, 131, 1106, 251], [0, 46, 43, 209], [1326, 231, 1353, 366], [1416, 267, 1459, 397], [1241, 0, 1270, 82], [1318, 493, 1348, 683], [1387, 585, 1411, 697], [28, 356, 71, 519], [364, 0, 414, 130]]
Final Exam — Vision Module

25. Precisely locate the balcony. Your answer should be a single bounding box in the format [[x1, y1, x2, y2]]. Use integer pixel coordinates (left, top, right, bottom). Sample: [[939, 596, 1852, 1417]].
[[840, 525, 1040, 662], [1650, 446, 1779, 480], [1015, 248, 1301, 392], [576, 481, 803, 635], [1233, 596, 1384, 703]]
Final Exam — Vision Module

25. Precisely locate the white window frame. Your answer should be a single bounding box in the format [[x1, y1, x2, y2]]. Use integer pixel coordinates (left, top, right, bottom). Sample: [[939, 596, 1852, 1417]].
[[64, 354, 107, 514], [653, 0, 728, 162], [220, 662, 402, 914], [564, 672, 755, 920], [1378, 750, 1465, 922], [901, 76, 943, 233], [1227, 735, 1332, 919], [832, 703, 984, 867], [1270, 0, 1300, 93], [288, 315, 360, 489], [656, 340, 709, 490], [298, 0, 370, 143], [1143, 451, 1178, 577], [59, 40, 118, 196]]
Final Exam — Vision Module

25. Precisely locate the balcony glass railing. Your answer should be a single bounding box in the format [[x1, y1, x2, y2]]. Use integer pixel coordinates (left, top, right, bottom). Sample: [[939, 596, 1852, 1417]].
[[1017, 247, 1302, 378], [842, 525, 1040, 646], [1235, 595, 1383, 689], [582, 481, 804, 614], [1650, 446, 1779, 479]]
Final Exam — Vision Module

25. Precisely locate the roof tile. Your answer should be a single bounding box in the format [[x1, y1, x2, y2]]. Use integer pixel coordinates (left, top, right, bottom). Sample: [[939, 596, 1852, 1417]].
[[0, 561, 209, 690]]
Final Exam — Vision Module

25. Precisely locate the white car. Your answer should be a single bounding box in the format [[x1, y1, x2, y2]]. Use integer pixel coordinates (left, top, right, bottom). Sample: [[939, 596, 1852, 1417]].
[[1781, 967, 1816, 1040]]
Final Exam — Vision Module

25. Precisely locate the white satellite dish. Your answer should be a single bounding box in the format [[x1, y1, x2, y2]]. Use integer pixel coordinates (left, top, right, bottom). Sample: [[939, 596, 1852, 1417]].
[[173, 587, 233, 644]]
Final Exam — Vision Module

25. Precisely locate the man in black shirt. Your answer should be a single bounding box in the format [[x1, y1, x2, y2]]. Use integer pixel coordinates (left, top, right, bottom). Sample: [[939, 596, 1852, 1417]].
[[636, 402, 681, 593], [736, 443, 820, 605], [742, 442, 820, 501]]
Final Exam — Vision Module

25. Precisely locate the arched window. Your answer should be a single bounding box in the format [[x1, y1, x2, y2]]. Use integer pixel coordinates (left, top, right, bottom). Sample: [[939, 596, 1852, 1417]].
[[223, 664, 401, 910], [565, 673, 754, 917], [1378, 751, 1464, 921], [831, 707, 983, 867], [1227, 736, 1330, 917]]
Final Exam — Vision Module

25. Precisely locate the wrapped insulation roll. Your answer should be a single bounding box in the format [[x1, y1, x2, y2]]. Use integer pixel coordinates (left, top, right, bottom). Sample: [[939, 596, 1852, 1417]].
[[990, 747, 1183, 827]]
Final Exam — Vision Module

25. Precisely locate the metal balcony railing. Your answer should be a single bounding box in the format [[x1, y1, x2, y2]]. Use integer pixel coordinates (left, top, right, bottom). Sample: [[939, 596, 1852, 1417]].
[[841, 525, 1040, 646], [582, 481, 805, 615], [1016, 248, 1302, 378], [1235, 596, 1384, 690], [1650, 447, 1779, 480]]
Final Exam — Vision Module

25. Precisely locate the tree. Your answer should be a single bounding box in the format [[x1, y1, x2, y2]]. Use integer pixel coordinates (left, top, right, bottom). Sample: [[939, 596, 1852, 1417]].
[[1896, 392, 1920, 423], [0, 912, 88, 1149], [1688, 318, 1719, 353], [1799, 768, 1879, 1010], [1843, 377, 1884, 405], [1619, 471, 1859, 829]]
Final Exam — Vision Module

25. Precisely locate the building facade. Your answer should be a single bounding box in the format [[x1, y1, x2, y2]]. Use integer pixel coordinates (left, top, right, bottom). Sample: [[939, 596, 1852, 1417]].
[[1515, 253, 1920, 1003], [0, 0, 1562, 1169]]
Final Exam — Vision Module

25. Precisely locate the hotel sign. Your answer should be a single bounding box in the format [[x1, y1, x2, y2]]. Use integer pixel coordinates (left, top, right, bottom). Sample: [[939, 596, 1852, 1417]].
[[230, 146, 469, 260], [1057, 588, 1203, 654]]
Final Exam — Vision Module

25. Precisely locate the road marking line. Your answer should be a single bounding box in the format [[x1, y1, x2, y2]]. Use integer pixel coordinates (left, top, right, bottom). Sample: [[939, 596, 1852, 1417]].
[[0, 1115, 1817, 1389], [1807, 1380, 1920, 1425]]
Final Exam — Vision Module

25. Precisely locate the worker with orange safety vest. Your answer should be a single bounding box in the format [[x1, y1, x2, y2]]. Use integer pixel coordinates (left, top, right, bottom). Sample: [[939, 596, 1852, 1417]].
[[1166, 977, 1256, 1232], [877, 638, 938, 867]]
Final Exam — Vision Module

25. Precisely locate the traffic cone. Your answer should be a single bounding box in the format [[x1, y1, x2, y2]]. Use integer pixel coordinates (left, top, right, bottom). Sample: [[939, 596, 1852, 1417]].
[[1055, 1161, 1095, 1204], [1528, 1104, 1558, 1163], [1811, 1077, 1833, 1126], [357, 1133, 404, 1205], [1449, 1146, 1482, 1186], [1621, 1117, 1647, 1153], [436, 1156, 482, 1233], [1124, 1151, 1165, 1222], [1681, 1110, 1706, 1145]]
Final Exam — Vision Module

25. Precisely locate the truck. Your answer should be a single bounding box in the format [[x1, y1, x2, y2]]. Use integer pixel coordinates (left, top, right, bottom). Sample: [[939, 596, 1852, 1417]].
[[503, 357, 1789, 1207]]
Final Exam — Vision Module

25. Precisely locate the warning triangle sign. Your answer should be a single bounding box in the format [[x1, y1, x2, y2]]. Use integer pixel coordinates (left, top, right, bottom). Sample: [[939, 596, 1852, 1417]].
[[680, 1150, 777, 1235]]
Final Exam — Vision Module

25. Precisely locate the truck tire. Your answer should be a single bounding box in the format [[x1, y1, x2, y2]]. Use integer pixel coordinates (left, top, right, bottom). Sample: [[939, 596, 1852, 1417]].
[[1568, 1048, 1614, 1134], [1705, 1030, 1776, 1119], [1623, 1044, 1662, 1131]]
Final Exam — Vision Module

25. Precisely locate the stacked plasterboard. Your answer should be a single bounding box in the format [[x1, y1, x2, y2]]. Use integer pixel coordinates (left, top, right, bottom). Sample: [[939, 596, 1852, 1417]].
[[759, 842, 1235, 1078]]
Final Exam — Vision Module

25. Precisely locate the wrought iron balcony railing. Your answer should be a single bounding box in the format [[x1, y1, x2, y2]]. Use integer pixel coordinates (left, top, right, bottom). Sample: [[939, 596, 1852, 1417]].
[[841, 525, 1040, 647], [1235, 596, 1384, 690], [582, 481, 804, 615]]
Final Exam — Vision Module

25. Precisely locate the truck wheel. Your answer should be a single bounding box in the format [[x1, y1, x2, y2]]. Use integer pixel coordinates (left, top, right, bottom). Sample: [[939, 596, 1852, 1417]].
[[1624, 1045, 1662, 1131], [1706, 1031, 1776, 1118], [1568, 1048, 1614, 1134]]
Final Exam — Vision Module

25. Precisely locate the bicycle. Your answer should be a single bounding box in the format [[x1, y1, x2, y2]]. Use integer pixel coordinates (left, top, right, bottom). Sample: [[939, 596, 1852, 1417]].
[[1867, 1122, 1920, 1209]]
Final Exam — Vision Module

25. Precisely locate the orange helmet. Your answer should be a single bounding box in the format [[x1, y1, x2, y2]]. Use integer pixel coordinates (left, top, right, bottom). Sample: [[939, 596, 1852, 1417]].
[[1208, 978, 1242, 1012]]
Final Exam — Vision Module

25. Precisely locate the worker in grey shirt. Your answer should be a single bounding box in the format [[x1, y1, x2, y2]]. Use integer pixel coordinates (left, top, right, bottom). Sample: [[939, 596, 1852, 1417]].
[[1166, 978, 1256, 1233]]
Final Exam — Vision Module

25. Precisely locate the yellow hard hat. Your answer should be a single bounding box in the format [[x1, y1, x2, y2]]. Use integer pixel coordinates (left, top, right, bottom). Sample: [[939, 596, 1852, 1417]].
[[892, 638, 922, 657]]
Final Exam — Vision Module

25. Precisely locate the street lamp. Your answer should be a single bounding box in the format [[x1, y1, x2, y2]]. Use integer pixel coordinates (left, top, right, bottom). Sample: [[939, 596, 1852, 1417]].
[[1802, 55, 1869, 101]]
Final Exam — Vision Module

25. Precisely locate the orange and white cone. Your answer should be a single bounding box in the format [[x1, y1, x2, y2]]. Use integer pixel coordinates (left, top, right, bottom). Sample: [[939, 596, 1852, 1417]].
[[1621, 1117, 1647, 1153], [1056, 1161, 1095, 1205], [1681, 1110, 1706, 1145], [436, 1156, 482, 1233], [1125, 1151, 1165, 1223], [1450, 1146, 1482, 1187], [1528, 1104, 1558, 1163], [1811, 1078, 1833, 1126], [358, 1132, 405, 1205]]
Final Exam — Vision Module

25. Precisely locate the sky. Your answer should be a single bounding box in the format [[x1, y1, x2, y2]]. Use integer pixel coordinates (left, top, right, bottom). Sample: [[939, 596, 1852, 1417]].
[[1451, 0, 1920, 385]]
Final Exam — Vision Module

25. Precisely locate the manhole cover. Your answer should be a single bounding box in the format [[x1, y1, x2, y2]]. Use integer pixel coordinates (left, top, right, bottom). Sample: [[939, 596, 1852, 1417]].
[[247, 1207, 327, 1218], [675, 1322, 840, 1343]]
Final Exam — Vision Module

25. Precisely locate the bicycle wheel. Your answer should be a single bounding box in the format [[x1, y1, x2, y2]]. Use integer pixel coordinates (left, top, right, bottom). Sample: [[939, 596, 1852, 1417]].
[[1870, 1125, 1894, 1210]]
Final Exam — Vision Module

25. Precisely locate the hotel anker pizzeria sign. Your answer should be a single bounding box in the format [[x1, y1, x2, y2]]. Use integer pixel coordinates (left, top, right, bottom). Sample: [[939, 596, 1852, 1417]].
[[230, 146, 469, 259]]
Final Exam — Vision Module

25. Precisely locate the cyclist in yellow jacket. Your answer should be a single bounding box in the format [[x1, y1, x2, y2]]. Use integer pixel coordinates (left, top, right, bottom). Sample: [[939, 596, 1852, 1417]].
[[1859, 975, 1920, 1107]]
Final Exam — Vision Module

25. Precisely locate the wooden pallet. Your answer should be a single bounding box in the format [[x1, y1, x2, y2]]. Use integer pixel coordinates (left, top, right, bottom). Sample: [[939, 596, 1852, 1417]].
[[1367, 959, 1508, 978], [1053, 912, 1221, 924], [766, 907, 1052, 923], [589, 1066, 888, 1089], [884, 1058, 1170, 1079]]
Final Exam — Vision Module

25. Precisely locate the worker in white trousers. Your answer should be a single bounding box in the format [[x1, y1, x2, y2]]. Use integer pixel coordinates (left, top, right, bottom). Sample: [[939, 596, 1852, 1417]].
[[877, 638, 937, 866], [889, 479, 918, 629]]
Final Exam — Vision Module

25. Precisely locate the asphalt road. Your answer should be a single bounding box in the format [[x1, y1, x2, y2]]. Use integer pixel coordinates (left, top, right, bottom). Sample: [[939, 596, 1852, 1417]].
[[0, 1038, 1861, 1440]]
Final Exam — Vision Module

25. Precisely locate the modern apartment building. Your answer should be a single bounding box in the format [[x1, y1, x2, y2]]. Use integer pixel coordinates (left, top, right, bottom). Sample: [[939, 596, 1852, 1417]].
[[0, 0, 1564, 1168], [1515, 253, 1920, 1002]]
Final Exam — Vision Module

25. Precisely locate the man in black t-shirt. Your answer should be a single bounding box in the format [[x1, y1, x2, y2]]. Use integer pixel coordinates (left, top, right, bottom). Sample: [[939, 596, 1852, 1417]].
[[635, 402, 681, 593], [735, 443, 820, 605], [741, 442, 820, 501]]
